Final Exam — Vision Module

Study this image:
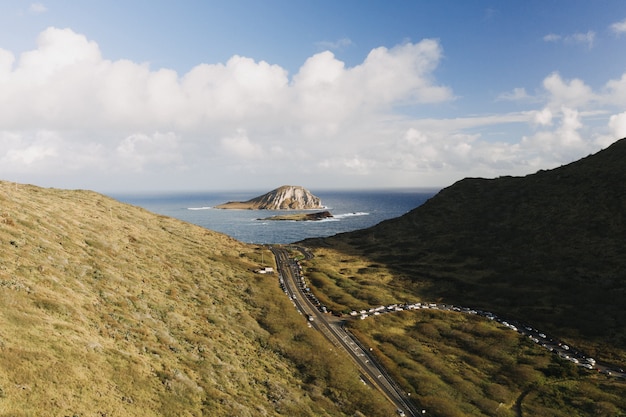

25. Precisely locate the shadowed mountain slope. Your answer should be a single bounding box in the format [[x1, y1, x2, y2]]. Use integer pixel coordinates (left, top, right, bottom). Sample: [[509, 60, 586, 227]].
[[0, 181, 392, 416], [305, 138, 626, 358]]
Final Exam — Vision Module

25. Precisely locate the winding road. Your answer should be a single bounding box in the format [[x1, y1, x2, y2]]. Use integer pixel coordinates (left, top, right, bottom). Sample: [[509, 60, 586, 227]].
[[269, 244, 625, 416], [269, 245, 422, 417]]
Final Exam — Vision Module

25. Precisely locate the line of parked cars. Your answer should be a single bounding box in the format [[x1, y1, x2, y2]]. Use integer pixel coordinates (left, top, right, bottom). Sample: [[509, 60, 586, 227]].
[[280, 249, 625, 379], [350, 301, 626, 377]]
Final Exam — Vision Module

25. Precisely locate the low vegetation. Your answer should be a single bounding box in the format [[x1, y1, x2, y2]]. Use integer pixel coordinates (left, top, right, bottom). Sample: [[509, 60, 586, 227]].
[[301, 138, 626, 415], [350, 310, 625, 417], [300, 248, 626, 416], [0, 181, 390, 416], [4, 140, 625, 415]]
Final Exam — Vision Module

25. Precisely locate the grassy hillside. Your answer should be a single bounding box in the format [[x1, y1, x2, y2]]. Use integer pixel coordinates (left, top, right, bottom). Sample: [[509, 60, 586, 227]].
[[0, 181, 392, 417], [299, 139, 626, 415], [349, 310, 626, 417], [305, 138, 626, 358]]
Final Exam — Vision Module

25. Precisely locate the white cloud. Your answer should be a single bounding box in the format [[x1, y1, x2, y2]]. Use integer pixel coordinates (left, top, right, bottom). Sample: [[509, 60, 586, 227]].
[[20, 27, 101, 78], [315, 38, 353, 51], [543, 33, 562, 42], [609, 112, 626, 138], [497, 87, 529, 101], [220, 129, 265, 160], [290, 40, 453, 134], [0, 130, 106, 174], [521, 107, 589, 161], [0, 48, 15, 74], [533, 108, 553, 126], [0, 26, 623, 191], [116, 132, 183, 171], [610, 18, 626, 35], [318, 155, 373, 175], [542, 72, 595, 109], [569, 31, 595, 48], [29, 3, 47, 13], [5, 140, 57, 165], [543, 31, 595, 48], [604, 73, 626, 106], [594, 110, 626, 148]]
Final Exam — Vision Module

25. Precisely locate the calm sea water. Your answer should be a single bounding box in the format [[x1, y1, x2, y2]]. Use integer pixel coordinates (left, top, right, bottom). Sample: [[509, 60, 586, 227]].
[[111, 189, 437, 244]]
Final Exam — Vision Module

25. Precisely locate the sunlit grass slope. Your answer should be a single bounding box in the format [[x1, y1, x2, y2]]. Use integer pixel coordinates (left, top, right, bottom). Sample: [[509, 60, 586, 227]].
[[350, 310, 626, 417], [0, 181, 392, 417]]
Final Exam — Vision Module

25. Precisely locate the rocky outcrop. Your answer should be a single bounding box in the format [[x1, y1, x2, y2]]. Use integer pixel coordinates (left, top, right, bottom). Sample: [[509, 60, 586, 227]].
[[258, 211, 333, 221], [215, 185, 324, 210]]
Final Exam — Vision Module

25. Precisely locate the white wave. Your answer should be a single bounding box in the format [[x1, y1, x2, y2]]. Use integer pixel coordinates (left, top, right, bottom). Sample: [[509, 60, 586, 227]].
[[187, 206, 212, 210], [334, 212, 370, 219], [315, 217, 339, 222]]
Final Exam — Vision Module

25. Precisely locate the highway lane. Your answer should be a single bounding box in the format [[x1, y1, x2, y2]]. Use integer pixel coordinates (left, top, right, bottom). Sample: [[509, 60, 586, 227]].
[[270, 245, 421, 417], [270, 244, 626, 415]]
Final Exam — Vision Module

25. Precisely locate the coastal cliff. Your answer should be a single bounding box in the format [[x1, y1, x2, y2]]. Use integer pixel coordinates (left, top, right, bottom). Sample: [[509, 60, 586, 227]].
[[215, 185, 323, 210]]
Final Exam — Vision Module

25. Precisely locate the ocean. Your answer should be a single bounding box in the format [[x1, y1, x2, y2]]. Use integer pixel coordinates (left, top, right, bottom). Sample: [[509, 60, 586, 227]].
[[111, 189, 438, 244]]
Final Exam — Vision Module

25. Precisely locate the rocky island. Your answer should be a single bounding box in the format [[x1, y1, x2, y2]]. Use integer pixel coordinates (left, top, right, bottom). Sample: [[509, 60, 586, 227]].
[[215, 185, 324, 210], [258, 210, 333, 221]]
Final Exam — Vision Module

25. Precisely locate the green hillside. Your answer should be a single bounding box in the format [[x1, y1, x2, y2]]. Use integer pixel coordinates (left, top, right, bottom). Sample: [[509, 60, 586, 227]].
[[306, 138, 626, 356], [0, 181, 392, 417], [299, 139, 626, 416], [3, 138, 624, 417]]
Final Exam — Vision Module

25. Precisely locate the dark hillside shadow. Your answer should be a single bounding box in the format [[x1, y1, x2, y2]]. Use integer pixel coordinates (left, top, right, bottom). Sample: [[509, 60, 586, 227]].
[[302, 138, 626, 359]]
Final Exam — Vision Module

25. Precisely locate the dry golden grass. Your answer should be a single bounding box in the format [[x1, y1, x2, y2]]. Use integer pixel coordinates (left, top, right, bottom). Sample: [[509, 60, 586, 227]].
[[0, 181, 390, 416], [303, 245, 419, 313], [349, 310, 626, 417]]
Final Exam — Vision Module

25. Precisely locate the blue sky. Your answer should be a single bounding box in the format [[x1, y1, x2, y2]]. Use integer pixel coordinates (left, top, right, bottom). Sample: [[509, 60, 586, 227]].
[[1, 1, 626, 192]]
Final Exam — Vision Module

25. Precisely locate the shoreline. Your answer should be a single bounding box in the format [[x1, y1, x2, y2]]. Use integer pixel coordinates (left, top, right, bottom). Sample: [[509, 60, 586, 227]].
[[257, 211, 333, 222]]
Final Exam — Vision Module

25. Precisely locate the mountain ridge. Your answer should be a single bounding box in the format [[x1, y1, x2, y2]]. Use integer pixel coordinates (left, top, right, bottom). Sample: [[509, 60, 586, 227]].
[[303, 138, 626, 359]]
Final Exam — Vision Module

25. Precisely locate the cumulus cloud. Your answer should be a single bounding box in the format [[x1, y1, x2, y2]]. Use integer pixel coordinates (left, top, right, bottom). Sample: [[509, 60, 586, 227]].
[[0, 26, 623, 191], [0, 28, 450, 133], [372, 81, 617, 183], [604, 73, 626, 106], [533, 108, 553, 126], [0, 27, 458, 189], [609, 112, 626, 138], [542, 72, 595, 109], [290, 41, 453, 136], [521, 107, 590, 162]]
